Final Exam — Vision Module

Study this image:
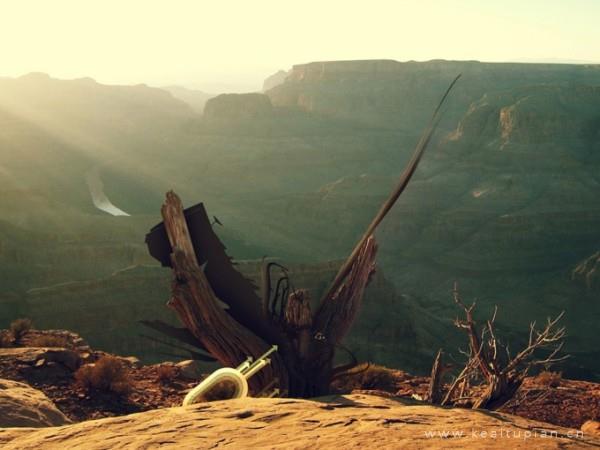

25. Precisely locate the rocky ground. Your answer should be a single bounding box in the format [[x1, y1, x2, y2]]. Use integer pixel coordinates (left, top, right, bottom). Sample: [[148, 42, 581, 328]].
[[333, 364, 600, 430], [0, 328, 599, 447], [1, 393, 599, 449], [501, 377, 600, 430], [0, 329, 198, 421]]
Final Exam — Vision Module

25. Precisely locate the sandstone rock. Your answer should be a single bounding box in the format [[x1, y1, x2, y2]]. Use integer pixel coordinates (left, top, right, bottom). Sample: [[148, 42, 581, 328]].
[[0, 394, 596, 449], [582, 420, 600, 436], [0, 379, 70, 427], [175, 359, 204, 380]]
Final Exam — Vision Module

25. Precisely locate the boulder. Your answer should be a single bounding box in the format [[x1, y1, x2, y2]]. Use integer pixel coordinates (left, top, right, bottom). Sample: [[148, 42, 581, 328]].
[[0, 379, 70, 427], [176, 359, 204, 380]]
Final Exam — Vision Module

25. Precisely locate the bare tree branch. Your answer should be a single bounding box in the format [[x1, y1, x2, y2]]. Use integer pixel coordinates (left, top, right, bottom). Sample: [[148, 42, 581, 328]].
[[437, 285, 568, 410]]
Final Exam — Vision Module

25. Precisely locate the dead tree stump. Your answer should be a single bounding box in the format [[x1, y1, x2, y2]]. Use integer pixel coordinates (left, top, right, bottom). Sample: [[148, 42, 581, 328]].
[[161, 191, 289, 393]]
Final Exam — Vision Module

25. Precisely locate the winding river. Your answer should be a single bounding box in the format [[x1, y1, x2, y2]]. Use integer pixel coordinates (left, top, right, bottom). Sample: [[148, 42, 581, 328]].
[[85, 167, 130, 216]]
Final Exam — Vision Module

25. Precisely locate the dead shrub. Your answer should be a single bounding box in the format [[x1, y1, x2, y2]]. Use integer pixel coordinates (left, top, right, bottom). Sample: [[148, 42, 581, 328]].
[[10, 318, 33, 344], [156, 365, 178, 384], [535, 371, 562, 388], [0, 331, 11, 347], [430, 284, 568, 410], [332, 363, 398, 393], [75, 356, 131, 395], [29, 335, 70, 348]]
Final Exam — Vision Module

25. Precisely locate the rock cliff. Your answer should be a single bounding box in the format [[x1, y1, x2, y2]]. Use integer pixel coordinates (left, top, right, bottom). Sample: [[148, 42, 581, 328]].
[[267, 59, 600, 130]]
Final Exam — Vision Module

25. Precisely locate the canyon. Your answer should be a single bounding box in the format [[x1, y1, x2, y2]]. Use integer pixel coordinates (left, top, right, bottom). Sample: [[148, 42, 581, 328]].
[[0, 59, 599, 379]]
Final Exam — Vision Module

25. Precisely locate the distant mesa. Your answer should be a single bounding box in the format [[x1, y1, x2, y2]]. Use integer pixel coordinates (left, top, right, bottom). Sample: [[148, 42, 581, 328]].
[[285, 59, 404, 82], [17, 72, 52, 81], [203, 93, 273, 120], [262, 69, 289, 92], [266, 59, 600, 129], [74, 77, 98, 85], [18, 73, 98, 86]]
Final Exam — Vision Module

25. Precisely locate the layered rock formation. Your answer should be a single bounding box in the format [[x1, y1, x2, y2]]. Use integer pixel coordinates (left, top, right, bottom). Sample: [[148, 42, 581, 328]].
[[267, 59, 600, 130]]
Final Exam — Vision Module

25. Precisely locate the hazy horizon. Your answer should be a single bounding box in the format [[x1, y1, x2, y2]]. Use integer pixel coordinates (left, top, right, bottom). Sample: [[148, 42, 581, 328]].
[[3, 55, 600, 95], [2, 0, 600, 92]]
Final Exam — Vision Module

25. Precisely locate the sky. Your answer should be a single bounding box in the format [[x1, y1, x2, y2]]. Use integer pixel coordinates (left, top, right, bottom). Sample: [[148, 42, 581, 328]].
[[1, 0, 599, 92]]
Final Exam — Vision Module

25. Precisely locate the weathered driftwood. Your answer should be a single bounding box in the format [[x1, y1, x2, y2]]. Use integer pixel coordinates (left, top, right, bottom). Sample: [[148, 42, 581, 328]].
[[160, 191, 377, 396], [303, 236, 377, 395], [283, 289, 313, 360], [161, 191, 289, 392], [159, 189, 378, 396]]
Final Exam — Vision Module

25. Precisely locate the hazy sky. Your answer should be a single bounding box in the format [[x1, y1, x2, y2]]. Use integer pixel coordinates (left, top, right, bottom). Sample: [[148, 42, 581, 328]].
[[1, 0, 599, 91]]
